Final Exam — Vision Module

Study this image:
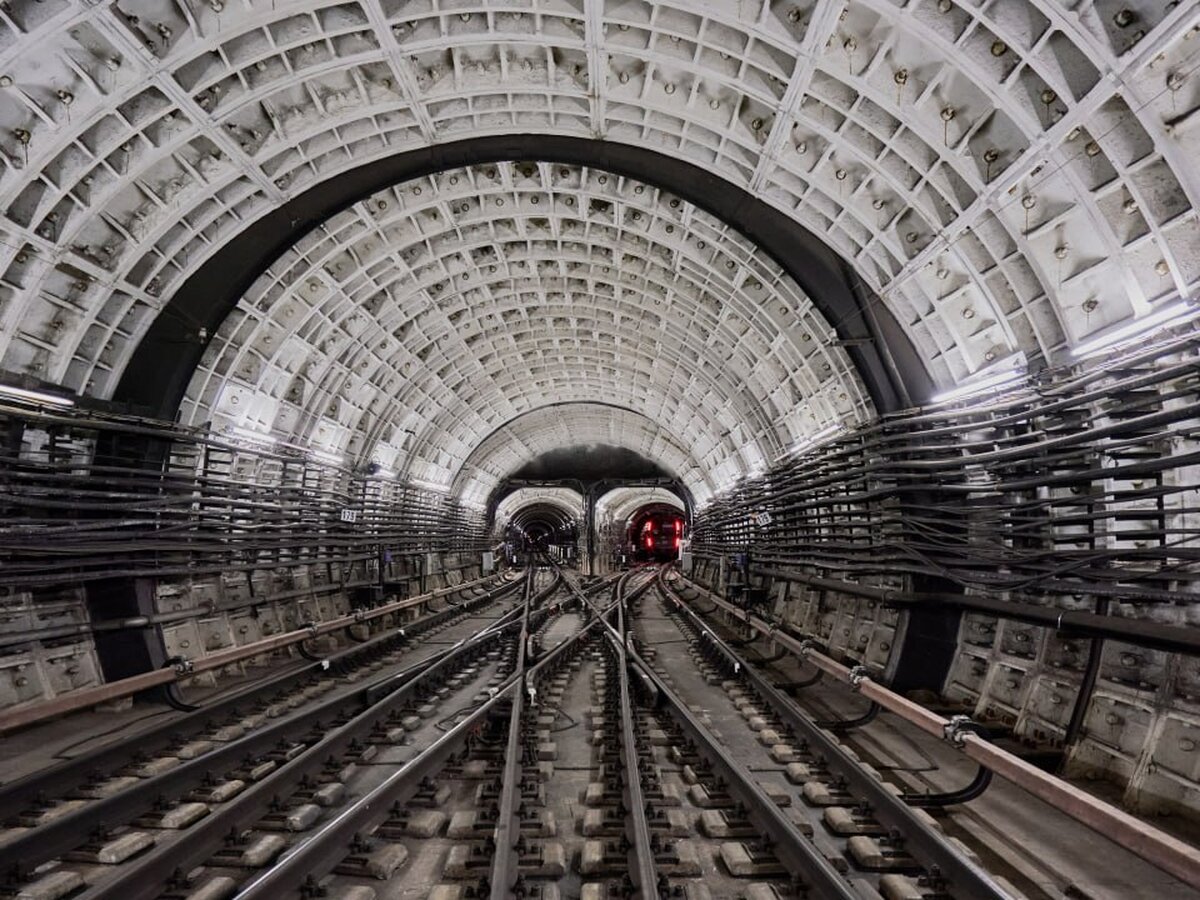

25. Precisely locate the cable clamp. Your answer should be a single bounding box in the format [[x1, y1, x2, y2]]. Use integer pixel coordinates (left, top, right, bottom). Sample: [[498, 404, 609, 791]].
[[943, 714, 977, 747], [304, 621, 320, 638], [167, 656, 193, 676], [799, 639, 819, 658], [848, 665, 870, 691], [353, 609, 367, 623]]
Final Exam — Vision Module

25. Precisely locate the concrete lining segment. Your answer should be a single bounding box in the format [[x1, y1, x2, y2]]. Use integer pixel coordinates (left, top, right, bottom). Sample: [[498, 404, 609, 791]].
[[115, 136, 930, 423]]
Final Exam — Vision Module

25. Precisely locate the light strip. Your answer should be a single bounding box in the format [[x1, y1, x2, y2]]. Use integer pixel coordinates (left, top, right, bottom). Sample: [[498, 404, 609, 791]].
[[230, 425, 276, 446], [776, 423, 843, 462], [310, 449, 344, 466], [0, 384, 75, 407], [1072, 299, 1197, 359], [411, 478, 449, 493], [791, 423, 842, 452], [931, 367, 1026, 405]]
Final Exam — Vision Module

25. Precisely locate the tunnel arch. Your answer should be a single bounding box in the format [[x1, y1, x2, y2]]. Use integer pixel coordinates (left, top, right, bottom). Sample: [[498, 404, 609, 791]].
[[0, 0, 1188, 443], [111, 136, 925, 425], [493, 487, 585, 537], [170, 156, 883, 507]]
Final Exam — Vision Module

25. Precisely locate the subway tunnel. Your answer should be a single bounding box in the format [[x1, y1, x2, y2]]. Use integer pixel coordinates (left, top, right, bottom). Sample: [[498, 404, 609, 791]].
[[0, 1, 1198, 898]]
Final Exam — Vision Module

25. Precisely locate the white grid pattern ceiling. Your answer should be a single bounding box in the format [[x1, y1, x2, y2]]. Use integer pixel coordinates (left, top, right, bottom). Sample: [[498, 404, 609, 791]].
[[0, 0, 1196, 501]]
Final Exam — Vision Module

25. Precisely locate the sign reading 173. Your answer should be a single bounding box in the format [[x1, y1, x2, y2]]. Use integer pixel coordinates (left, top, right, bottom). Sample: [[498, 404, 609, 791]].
[[339, 508, 359, 523], [753, 511, 772, 527]]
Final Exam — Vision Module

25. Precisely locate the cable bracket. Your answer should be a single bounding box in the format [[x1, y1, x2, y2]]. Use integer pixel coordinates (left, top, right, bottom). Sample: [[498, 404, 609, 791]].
[[848, 665, 870, 691], [943, 714, 980, 747]]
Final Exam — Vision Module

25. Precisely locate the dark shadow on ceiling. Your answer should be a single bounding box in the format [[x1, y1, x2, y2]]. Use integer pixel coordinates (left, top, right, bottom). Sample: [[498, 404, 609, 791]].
[[511, 444, 672, 482]]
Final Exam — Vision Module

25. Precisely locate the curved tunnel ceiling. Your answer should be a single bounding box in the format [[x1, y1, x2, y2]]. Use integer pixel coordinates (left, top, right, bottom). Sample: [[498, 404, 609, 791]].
[[596, 486, 686, 529], [0, 0, 1195, 504], [180, 161, 871, 503], [495, 486, 584, 532]]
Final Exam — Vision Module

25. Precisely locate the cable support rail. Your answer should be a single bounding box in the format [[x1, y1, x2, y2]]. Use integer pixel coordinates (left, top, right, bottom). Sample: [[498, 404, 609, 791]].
[[672, 572, 1200, 891], [0, 573, 524, 734], [0, 406, 489, 587], [739, 565, 1200, 656]]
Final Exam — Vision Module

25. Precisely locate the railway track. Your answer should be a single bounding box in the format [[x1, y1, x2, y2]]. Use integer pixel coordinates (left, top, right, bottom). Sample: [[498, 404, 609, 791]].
[[8, 561, 1162, 900], [0, 569, 558, 900], [635, 570, 1019, 900]]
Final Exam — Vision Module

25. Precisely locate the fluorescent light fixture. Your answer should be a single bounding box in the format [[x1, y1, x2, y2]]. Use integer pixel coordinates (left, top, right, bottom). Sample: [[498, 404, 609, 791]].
[[776, 423, 843, 461], [372, 466, 396, 479], [792, 423, 842, 452], [931, 367, 1025, 405], [0, 384, 75, 407], [229, 425, 276, 446], [310, 449, 344, 466], [1072, 299, 1197, 359], [411, 478, 449, 493]]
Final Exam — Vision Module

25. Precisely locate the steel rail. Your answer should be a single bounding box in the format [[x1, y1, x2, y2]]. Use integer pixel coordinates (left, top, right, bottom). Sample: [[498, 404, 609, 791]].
[[657, 570, 1014, 900], [676, 573, 1200, 891], [70, 571, 562, 900], [613, 576, 662, 900], [0, 603, 532, 884], [0, 573, 520, 734], [555, 568, 861, 900], [485, 564, 637, 897], [621, 627, 858, 897], [488, 567, 537, 898], [0, 578, 515, 816], [233, 581, 599, 900]]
